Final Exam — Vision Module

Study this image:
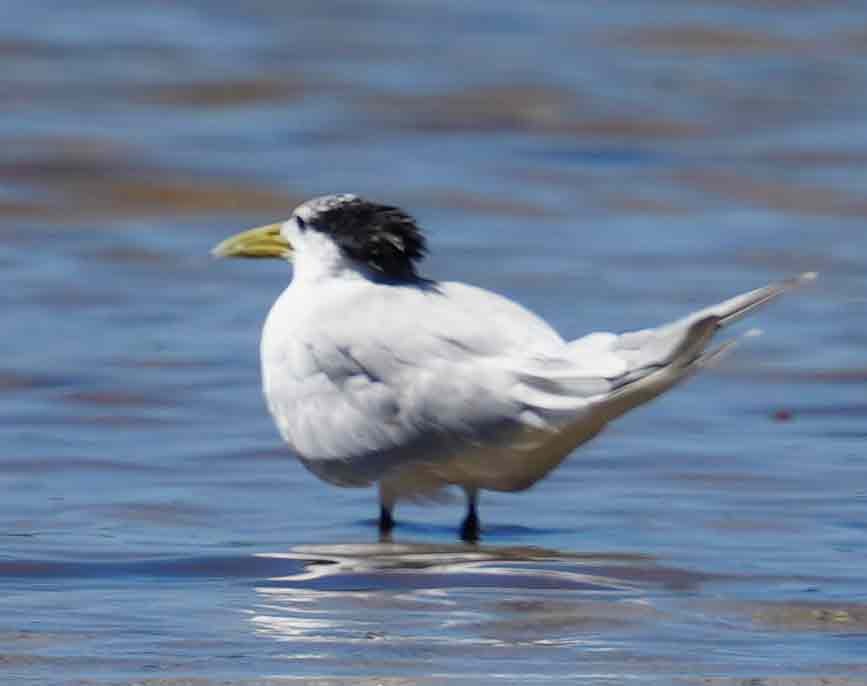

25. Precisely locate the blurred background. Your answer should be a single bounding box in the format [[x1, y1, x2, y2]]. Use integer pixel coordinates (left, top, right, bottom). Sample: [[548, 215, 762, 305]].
[[1, 1, 865, 684]]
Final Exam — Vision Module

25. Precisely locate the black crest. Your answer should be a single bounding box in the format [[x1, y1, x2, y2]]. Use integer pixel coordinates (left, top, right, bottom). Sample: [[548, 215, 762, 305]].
[[312, 198, 427, 280]]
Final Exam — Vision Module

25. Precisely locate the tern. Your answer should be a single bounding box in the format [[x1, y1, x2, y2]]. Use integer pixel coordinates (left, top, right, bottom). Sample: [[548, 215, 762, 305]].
[[213, 194, 814, 542]]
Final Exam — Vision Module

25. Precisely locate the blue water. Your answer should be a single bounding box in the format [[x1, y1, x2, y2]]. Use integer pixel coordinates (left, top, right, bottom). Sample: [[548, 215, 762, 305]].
[[1, 1, 866, 683]]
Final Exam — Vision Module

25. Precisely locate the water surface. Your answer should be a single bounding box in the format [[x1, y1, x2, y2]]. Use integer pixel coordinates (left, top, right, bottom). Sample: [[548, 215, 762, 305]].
[[1, 1, 866, 684]]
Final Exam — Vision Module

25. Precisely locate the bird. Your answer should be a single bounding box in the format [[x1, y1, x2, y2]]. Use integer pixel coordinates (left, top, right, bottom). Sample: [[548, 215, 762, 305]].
[[212, 194, 815, 542]]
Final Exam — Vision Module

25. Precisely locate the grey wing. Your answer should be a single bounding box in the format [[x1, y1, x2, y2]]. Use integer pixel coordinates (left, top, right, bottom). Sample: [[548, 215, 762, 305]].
[[554, 271, 818, 422], [270, 335, 555, 487]]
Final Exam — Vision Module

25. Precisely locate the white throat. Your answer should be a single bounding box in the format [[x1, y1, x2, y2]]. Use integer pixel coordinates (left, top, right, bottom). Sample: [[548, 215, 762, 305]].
[[284, 222, 367, 283]]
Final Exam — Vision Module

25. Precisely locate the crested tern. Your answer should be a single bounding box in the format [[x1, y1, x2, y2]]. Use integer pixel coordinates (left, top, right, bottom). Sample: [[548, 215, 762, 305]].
[[213, 194, 815, 541]]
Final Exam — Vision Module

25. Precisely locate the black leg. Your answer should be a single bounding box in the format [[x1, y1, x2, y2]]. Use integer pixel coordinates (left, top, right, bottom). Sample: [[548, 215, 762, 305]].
[[459, 489, 480, 543], [378, 505, 394, 537], [378, 483, 396, 540]]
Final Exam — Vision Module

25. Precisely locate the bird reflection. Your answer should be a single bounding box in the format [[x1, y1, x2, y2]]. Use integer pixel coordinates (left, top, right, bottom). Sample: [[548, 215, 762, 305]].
[[245, 542, 682, 651]]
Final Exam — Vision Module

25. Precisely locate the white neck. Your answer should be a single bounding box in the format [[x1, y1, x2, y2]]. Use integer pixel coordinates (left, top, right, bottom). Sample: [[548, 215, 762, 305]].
[[288, 226, 369, 284]]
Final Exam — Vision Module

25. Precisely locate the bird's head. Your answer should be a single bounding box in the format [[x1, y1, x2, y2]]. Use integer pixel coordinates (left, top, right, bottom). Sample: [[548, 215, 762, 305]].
[[212, 194, 427, 281]]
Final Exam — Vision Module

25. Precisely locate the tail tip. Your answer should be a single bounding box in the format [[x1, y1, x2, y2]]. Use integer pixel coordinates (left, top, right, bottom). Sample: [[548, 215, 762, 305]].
[[799, 271, 819, 283]]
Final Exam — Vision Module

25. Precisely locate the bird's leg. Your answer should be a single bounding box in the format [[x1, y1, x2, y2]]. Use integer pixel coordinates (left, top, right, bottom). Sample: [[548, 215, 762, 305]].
[[378, 483, 395, 540], [378, 505, 395, 536], [459, 487, 480, 543]]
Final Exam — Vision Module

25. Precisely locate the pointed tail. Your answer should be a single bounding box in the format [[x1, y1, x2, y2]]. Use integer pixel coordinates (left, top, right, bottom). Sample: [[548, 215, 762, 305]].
[[676, 271, 817, 330], [596, 272, 817, 420]]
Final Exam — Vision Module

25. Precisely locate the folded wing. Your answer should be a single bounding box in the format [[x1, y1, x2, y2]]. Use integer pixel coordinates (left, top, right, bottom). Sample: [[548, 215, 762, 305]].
[[514, 271, 817, 428]]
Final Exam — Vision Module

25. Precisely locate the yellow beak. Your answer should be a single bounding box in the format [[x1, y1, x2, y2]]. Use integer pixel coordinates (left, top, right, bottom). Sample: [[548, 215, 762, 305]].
[[211, 223, 292, 259]]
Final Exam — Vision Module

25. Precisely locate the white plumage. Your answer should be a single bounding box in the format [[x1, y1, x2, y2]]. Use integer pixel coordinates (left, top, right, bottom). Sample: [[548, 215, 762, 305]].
[[214, 194, 815, 540]]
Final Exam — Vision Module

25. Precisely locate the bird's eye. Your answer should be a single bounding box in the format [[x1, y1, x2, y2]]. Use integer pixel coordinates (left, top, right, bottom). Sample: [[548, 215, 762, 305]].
[[296, 216, 307, 231]]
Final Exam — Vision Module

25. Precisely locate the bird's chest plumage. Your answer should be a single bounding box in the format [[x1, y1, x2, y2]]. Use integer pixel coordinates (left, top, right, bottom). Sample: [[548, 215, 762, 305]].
[[261, 281, 393, 457]]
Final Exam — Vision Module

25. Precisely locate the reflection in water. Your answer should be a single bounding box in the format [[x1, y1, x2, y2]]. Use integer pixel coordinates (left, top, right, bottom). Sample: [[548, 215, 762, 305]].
[[254, 542, 653, 589], [0, 544, 862, 682], [249, 543, 671, 653], [242, 544, 867, 680]]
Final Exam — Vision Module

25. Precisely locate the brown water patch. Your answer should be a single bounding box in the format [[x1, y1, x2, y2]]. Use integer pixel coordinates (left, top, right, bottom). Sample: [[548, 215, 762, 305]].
[[0, 630, 84, 645], [88, 245, 177, 265], [80, 502, 215, 526], [587, 563, 716, 591], [365, 85, 702, 139], [0, 199, 54, 218], [364, 84, 573, 132], [0, 371, 72, 392], [566, 118, 702, 140], [555, 116, 702, 139], [752, 603, 867, 633], [0, 136, 144, 181], [426, 190, 560, 218], [63, 390, 169, 409], [695, 599, 867, 635], [843, 27, 867, 53], [480, 598, 659, 640], [676, 170, 867, 218], [0, 36, 189, 61], [0, 177, 293, 221], [58, 177, 293, 219], [751, 148, 867, 169], [0, 38, 61, 58], [621, 25, 814, 55], [602, 192, 693, 216], [138, 77, 307, 108], [0, 139, 295, 221]]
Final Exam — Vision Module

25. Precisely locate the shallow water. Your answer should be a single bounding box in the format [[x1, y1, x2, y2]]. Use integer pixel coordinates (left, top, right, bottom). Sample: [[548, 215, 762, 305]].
[[1, 1, 866, 684]]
